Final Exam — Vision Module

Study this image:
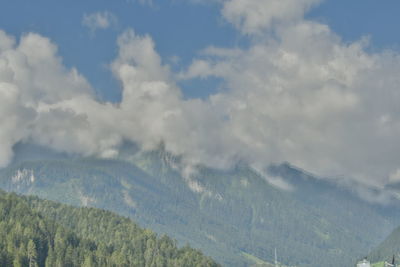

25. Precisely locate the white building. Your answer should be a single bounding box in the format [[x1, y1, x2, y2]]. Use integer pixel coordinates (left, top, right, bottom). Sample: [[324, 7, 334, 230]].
[[356, 259, 371, 267]]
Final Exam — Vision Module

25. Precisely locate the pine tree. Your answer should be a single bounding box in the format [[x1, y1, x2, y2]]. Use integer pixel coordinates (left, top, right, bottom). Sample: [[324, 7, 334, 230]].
[[27, 239, 39, 267], [82, 254, 95, 267], [13, 253, 23, 267], [45, 246, 56, 267]]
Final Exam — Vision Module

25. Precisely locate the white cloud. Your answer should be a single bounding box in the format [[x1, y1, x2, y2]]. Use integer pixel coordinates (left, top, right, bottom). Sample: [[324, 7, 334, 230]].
[[0, 82, 34, 167], [0, 28, 232, 171], [0, 30, 95, 165], [175, 0, 322, 34], [389, 169, 400, 183], [137, 0, 154, 5], [2, 0, 400, 192], [221, 0, 322, 34], [180, 19, 400, 184], [82, 11, 117, 33]]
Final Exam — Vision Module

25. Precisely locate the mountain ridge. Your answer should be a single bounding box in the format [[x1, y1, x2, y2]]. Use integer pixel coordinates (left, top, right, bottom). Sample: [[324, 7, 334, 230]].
[[1, 144, 400, 266]]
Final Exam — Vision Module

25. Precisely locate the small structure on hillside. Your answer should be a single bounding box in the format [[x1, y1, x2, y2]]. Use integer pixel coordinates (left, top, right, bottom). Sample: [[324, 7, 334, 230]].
[[356, 259, 370, 267]]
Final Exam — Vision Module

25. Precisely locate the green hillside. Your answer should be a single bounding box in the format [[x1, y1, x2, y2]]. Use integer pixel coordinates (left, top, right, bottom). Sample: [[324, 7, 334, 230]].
[[368, 224, 400, 264], [1, 145, 400, 266], [0, 190, 219, 267]]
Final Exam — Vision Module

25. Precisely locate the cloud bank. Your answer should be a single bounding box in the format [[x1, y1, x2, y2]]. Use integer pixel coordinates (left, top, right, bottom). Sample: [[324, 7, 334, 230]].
[[2, 0, 400, 187]]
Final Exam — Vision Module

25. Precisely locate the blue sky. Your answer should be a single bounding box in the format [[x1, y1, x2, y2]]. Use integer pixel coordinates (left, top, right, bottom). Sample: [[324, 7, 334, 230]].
[[1, 0, 400, 101]]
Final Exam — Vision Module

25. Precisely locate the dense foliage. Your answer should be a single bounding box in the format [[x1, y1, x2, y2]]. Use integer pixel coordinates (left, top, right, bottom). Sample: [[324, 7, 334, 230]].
[[0, 190, 219, 267]]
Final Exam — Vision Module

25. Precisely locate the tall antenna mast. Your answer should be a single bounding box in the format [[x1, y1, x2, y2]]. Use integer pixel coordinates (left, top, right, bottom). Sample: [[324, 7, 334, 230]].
[[275, 248, 278, 267]]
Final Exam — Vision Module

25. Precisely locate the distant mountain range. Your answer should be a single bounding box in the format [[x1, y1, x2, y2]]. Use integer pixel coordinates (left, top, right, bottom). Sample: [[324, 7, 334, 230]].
[[1, 143, 400, 267]]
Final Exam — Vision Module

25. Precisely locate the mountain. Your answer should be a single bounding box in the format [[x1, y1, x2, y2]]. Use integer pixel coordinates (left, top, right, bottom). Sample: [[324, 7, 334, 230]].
[[368, 223, 400, 264], [365, 182, 400, 265], [1, 144, 400, 267], [0, 189, 219, 267]]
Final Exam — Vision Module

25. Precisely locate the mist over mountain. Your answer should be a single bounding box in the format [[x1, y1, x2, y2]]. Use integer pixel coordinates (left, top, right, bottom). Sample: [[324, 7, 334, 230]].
[[2, 143, 400, 267]]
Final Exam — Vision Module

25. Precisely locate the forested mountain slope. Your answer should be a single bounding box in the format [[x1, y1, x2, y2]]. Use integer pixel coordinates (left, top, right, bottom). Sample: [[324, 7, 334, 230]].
[[0, 190, 219, 267], [1, 144, 400, 266], [368, 224, 400, 264], [367, 181, 400, 264]]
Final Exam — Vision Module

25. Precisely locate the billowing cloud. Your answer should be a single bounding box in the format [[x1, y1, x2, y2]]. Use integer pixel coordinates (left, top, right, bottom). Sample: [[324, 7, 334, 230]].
[[0, 29, 234, 170], [1, 0, 400, 191], [82, 11, 117, 33], [0, 30, 92, 166], [182, 20, 400, 184]]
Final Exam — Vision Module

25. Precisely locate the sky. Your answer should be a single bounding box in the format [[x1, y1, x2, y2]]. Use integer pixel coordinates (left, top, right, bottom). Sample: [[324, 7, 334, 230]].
[[1, 0, 400, 187], [2, 0, 400, 100]]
